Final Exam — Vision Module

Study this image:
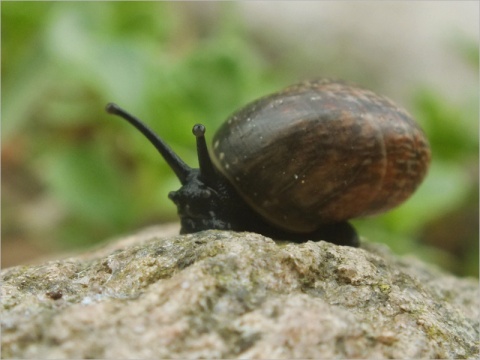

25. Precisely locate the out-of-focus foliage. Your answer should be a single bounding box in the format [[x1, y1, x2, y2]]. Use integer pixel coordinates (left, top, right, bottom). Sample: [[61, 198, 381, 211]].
[[2, 2, 478, 277], [2, 2, 280, 252]]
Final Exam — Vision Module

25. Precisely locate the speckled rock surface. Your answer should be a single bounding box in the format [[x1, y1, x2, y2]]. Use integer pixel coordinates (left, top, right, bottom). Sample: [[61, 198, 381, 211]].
[[2, 227, 479, 359]]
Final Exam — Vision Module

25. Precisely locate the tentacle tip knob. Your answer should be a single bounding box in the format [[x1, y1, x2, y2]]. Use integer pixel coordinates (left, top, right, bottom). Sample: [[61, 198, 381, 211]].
[[105, 103, 120, 114], [192, 124, 206, 137]]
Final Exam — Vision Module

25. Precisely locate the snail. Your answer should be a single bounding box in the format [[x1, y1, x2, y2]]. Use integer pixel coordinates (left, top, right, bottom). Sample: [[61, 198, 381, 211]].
[[106, 79, 431, 247]]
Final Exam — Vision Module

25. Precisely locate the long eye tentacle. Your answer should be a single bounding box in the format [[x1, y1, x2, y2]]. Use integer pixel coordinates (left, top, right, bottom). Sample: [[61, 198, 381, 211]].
[[106, 103, 192, 185]]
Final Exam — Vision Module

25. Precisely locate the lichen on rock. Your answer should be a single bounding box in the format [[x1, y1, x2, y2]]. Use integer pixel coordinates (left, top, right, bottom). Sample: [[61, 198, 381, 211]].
[[1, 227, 479, 359]]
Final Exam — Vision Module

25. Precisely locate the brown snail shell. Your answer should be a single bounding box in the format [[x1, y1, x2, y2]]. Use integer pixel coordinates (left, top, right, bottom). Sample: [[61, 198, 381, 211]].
[[211, 79, 431, 233]]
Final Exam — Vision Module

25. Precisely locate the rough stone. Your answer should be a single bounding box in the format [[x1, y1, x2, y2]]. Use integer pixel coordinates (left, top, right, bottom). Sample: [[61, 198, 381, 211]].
[[1, 226, 479, 359]]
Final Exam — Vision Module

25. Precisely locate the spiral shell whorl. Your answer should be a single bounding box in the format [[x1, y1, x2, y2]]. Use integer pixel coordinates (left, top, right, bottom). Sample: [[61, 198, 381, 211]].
[[212, 80, 430, 233]]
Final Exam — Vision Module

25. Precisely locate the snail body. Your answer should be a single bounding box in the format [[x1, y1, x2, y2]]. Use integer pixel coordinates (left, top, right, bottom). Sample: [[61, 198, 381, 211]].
[[106, 79, 431, 247]]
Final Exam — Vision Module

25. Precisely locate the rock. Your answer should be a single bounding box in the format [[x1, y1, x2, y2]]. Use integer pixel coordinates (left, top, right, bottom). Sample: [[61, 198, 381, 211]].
[[1, 226, 479, 359]]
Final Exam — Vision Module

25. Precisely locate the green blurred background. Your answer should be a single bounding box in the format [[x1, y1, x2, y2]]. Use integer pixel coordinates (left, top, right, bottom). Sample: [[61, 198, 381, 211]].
[[2, 2, 478, 277]]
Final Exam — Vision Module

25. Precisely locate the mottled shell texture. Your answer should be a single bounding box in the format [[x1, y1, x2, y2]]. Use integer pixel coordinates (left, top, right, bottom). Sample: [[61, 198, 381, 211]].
[[212, 79, 431, 233]]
